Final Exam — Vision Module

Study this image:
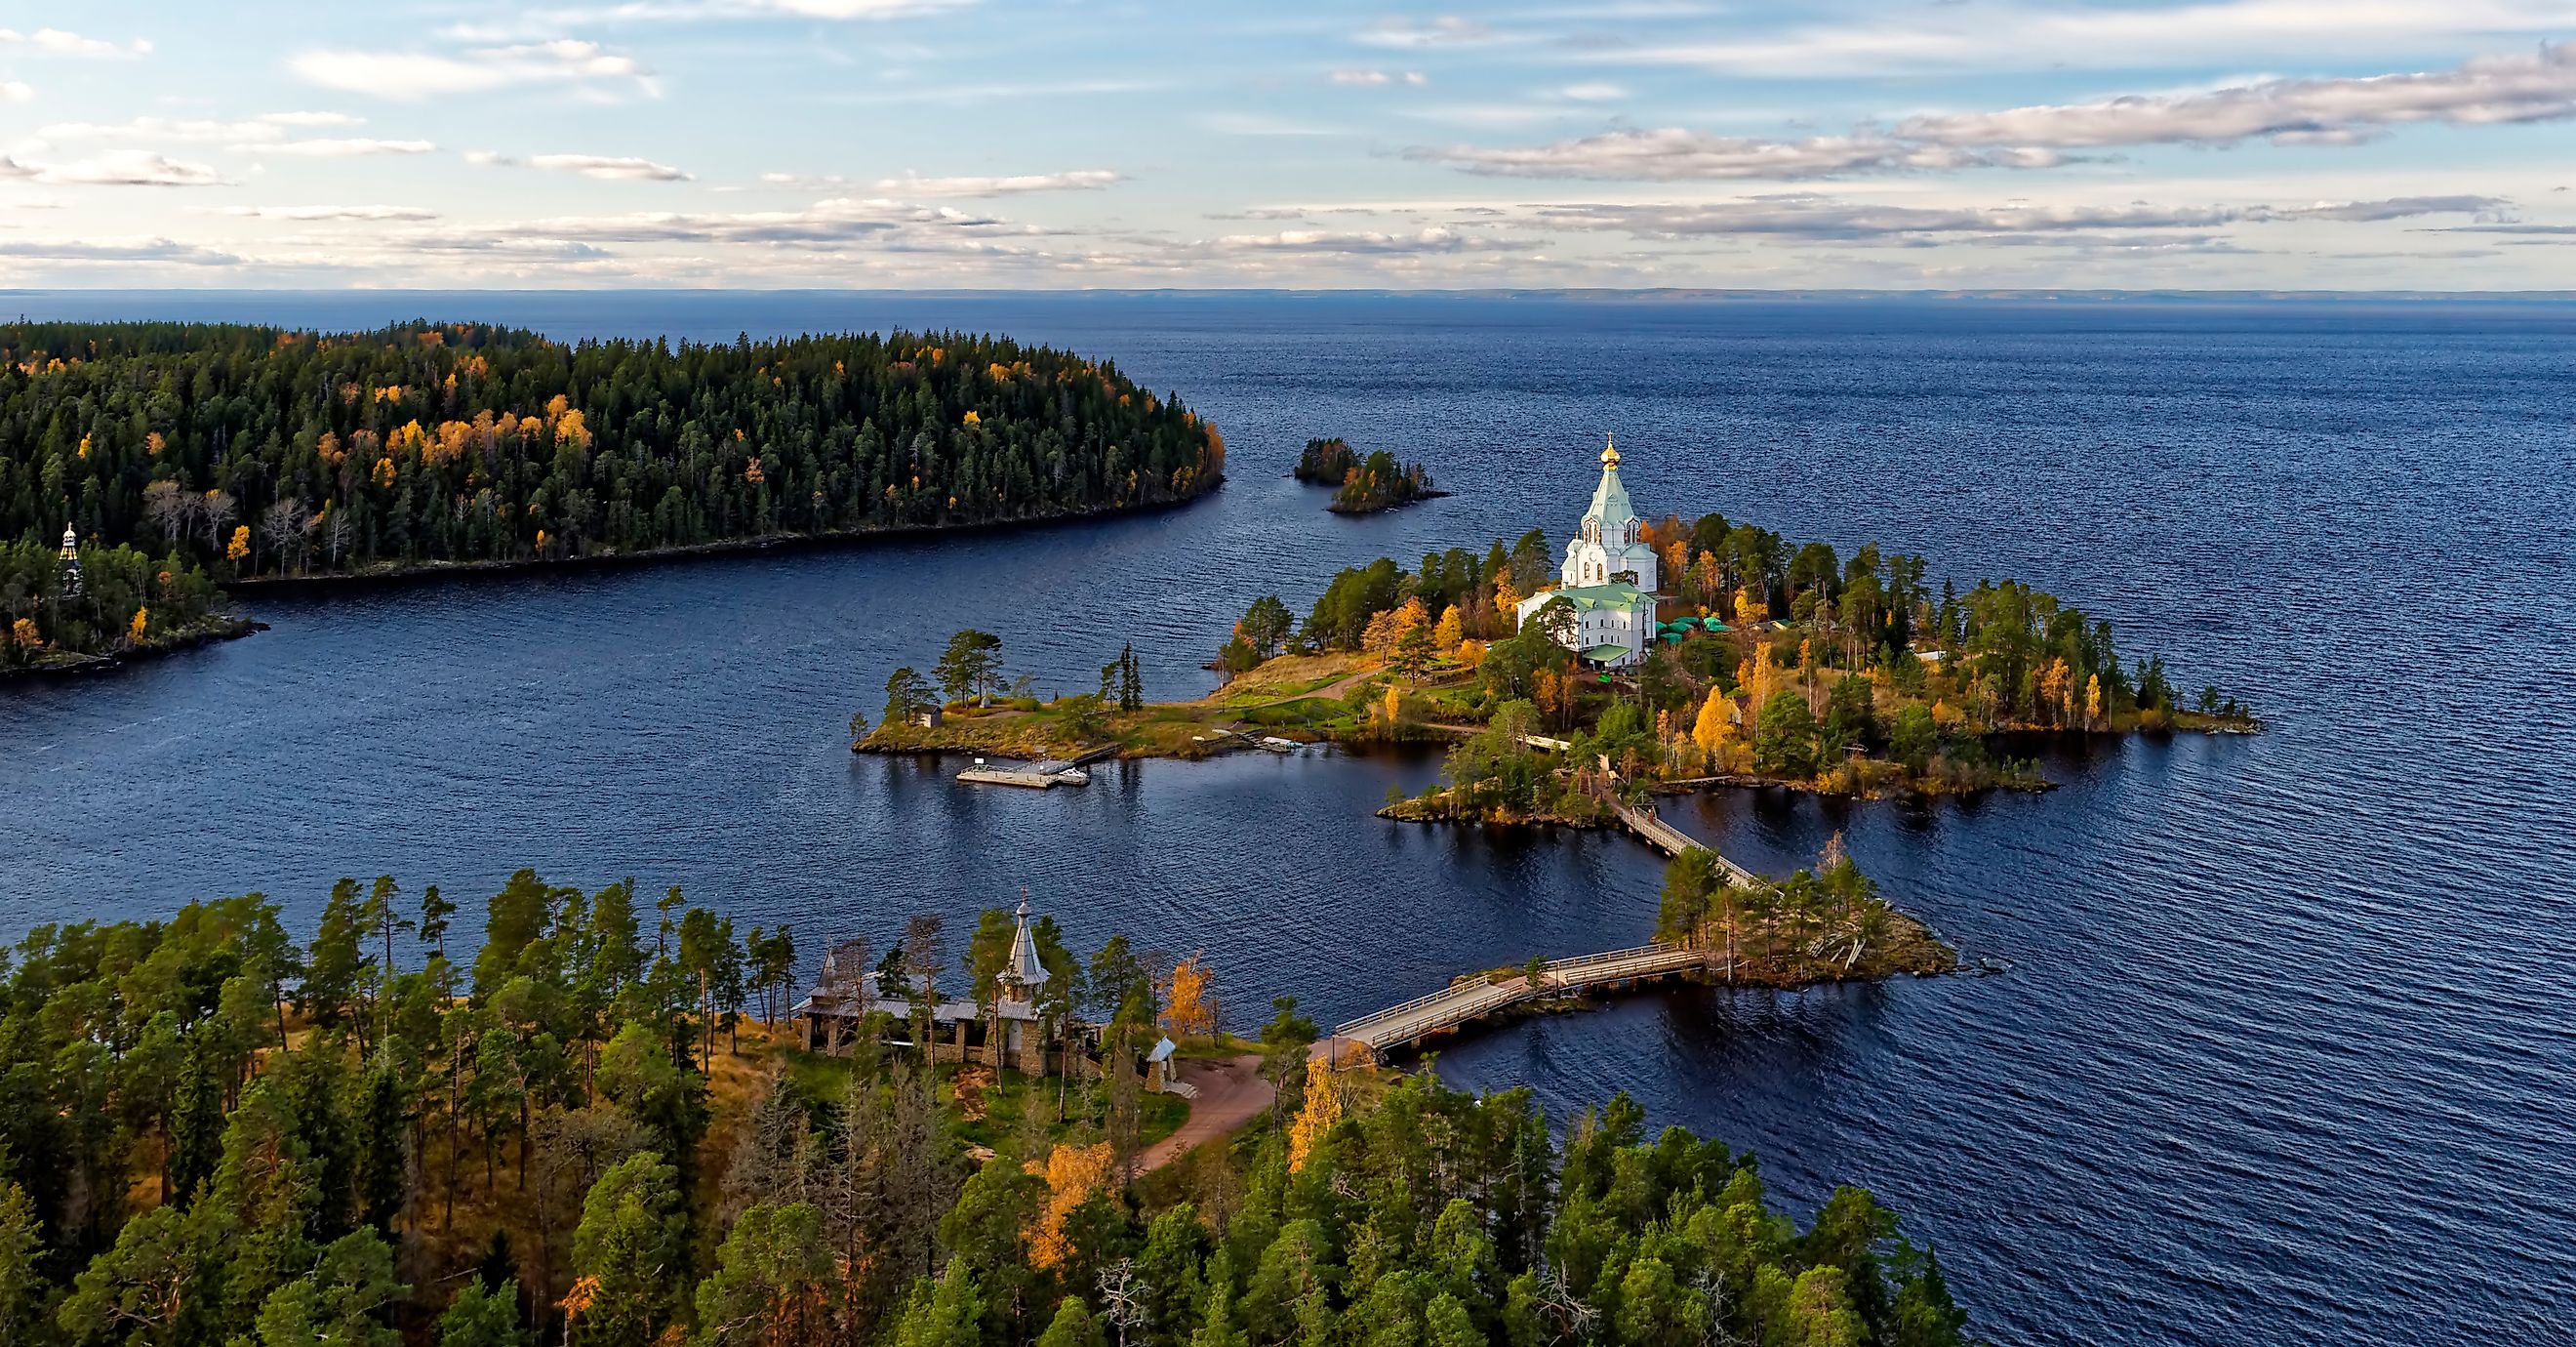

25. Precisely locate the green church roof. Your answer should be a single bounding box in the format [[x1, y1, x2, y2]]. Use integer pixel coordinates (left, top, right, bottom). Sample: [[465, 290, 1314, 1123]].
[[1584, 457, 1638, 543], [1539, 580, 1649, 612]]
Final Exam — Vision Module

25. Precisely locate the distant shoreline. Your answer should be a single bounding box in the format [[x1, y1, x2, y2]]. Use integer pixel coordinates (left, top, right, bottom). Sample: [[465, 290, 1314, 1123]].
[[13, 286, 2576, 304]]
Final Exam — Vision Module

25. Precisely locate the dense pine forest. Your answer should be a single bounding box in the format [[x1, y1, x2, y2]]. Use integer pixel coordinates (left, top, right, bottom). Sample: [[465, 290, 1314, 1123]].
[[0, 879, 1971, 1347], [0, 320, 1224, 664]]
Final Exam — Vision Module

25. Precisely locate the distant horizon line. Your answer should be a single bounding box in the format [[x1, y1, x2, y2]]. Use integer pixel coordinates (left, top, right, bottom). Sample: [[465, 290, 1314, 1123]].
[[6, 286, 2576, 304]]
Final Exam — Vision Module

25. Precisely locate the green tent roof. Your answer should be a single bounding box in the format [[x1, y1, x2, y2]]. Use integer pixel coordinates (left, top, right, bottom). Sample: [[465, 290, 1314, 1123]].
[[1580, 643, 1630, 663], [1536, 581, 1651, 617]]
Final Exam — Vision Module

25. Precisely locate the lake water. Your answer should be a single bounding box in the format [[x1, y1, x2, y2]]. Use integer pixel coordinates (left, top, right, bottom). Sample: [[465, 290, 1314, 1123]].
[[4, 291, 2572, 1346]]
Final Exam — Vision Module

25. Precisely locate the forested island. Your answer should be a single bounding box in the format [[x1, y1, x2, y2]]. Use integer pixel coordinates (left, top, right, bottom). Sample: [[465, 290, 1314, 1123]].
[[860, 510, 2253, 808], [0, 878, 1972, 1347], [1293, 438, 1440, 514], [1306, 514, 2253, 816], [0, 320, 1224, 673]]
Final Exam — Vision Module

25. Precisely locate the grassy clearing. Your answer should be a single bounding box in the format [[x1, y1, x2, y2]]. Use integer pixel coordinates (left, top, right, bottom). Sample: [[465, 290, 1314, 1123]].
[[858, 651, 1388, 761], [776, 1046, 1188, 1153]]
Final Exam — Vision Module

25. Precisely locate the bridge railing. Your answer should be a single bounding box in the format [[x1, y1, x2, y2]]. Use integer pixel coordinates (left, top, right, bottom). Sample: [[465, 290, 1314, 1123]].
[[1334, 981, 1496, 1037], [1546, 943, 1677, 974], [1334, 942, 1701, 1040]]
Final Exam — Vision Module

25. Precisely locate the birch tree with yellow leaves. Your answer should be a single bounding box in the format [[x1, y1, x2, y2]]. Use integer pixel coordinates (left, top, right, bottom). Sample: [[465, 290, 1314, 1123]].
[[1287, 1070, 1342, 1172]]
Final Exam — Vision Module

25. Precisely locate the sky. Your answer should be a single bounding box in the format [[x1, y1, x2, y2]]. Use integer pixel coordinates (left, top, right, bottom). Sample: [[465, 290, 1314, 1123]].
[[2, 1, 2574, 290]]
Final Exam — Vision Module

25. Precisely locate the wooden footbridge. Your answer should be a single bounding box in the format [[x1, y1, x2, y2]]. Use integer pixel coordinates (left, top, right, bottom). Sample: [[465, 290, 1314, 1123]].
[[1608, 799, 1760, 886], [1318, 796, 1789, 1062], [1327, 943, 1708, 1058]]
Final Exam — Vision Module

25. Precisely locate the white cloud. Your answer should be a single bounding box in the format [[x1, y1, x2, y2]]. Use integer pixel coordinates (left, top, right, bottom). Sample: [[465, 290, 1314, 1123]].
[[1898, 44, 2576, 148], [1, 151, 226, 187], [219, 205, 442, 221], [1357, 17, 1496, 49], [1417, 47, 2576, 184], [1529, 193, 2509, 241], [1615, 0, 2576, 76], [2287, 194, 2515, 221], [291, 41, 654, 102], [868, 170, 1122, 196], [0, 28, 151, 60], [472, 151, 693, 181], [1406, 103, 1594, 129], [1210, 225, 1518, 256], [1413, 128, 2068, 181], [35, 113, 363, 144], [504, 0, 971, 23], [426, 197, 1047, 250], [737, 0, 971, 15], [0, 238, 237, 265], [1329, 69, 1428, 87], [0, 81, 30, 103], [1555, 82, 1628, 102], [534, 153, 691, 181], [250, 139, 439, 158]]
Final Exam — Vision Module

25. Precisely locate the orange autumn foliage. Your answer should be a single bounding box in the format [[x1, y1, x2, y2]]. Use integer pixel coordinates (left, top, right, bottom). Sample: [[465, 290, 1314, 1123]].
[[1288, 1072, 1342, 1173], [1164, 954, 1217, 1041], [1432, 604, 1465, 654], [1026, 1142, 1116, 1269]]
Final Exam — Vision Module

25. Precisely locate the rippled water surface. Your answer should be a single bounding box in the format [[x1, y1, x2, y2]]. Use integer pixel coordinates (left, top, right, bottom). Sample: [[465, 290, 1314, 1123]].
[[5, 292, 2573, 1346]]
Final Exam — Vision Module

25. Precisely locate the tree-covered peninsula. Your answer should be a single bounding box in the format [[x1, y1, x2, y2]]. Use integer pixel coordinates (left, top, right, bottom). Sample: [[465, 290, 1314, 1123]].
[[0, 320, 1225, 669], [0, 878, 1972, 1347]]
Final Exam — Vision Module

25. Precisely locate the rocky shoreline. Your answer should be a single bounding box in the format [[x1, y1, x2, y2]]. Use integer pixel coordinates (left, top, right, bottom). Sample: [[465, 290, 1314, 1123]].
[[3, 614, 262, 681]]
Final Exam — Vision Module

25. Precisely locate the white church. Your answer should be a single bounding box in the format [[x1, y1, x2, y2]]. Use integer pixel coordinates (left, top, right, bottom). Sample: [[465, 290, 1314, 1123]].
[[1514, 435, 1660, 668]]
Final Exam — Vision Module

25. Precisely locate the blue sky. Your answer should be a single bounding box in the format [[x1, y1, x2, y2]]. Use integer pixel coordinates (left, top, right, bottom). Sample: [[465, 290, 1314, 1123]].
[[3, 1, 2572, 288]]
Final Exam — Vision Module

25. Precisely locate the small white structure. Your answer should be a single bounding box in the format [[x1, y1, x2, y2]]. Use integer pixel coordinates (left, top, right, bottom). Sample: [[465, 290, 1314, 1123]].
[[59, 522, 83, 598], [1515, 436, 1657, 668]]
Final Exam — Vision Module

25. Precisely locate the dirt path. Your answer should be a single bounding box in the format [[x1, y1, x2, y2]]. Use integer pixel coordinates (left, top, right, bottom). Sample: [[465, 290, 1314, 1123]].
[[1204, 664, 1382, 714], [1138, 1053, 1273, 1172]]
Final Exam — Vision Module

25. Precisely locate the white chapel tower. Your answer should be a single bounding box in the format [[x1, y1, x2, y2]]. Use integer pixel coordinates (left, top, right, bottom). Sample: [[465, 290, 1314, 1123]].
[[1513, 435, 1660, 668], [1559, 434, 1659, 590]]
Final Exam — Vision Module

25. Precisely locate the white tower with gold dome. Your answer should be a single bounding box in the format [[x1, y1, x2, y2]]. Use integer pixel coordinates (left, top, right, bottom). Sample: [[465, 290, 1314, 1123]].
[[58, 522, 83, 599], [1513, 435, 1659, 668], [1557, 434, 1659, 591]]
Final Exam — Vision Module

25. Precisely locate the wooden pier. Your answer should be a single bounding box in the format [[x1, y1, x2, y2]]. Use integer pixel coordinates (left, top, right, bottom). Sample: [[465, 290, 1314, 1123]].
[[955, 742, 1121, 790], [957, 765, 1085, 789]]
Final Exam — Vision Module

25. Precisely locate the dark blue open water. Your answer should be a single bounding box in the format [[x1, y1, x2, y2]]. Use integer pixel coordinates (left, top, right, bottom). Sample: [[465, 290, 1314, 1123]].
[[4, 292, 2571, 1346]]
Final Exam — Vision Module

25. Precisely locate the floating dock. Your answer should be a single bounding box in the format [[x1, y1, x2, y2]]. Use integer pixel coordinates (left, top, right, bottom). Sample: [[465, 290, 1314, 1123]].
[[957, 762, 1090, 789]]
